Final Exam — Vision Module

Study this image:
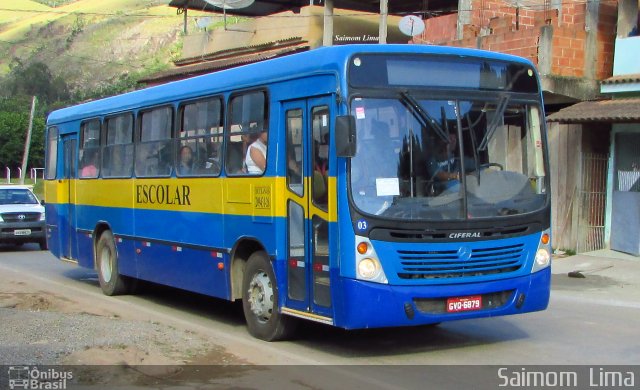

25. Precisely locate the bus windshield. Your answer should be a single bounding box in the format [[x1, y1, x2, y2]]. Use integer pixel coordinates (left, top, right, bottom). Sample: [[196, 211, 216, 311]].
[[349, 94, 547, 220]]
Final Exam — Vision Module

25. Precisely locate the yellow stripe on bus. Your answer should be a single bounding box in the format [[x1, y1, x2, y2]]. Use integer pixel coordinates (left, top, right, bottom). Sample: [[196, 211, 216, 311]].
[[44, 176, 338, 222]]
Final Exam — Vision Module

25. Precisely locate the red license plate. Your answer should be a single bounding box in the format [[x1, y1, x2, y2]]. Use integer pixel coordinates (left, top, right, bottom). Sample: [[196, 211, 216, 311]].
[[446, 295, 482, 313]]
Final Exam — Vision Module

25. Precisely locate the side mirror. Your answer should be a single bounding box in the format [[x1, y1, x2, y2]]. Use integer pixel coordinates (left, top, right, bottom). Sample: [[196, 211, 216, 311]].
[[40, 199, 45, 206], [335, 115, 356, 158]]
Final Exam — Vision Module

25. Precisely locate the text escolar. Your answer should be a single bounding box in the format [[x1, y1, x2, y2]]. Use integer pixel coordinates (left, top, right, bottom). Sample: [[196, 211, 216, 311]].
[[136, 184, 191, 206]]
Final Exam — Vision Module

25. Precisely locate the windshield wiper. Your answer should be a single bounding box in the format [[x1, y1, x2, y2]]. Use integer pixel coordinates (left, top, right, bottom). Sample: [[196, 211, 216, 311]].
[[399, 91, 449, 143], [478, 94, 510, 151]]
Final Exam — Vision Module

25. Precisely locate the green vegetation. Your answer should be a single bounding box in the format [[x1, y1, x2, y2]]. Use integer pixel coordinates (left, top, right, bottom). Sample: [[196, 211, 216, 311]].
[[0, 1, 205, 177], [0, 96, 46, 174]]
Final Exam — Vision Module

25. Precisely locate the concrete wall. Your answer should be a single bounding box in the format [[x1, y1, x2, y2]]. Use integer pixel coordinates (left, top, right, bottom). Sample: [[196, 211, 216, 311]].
[[182, 6, 406, 59]]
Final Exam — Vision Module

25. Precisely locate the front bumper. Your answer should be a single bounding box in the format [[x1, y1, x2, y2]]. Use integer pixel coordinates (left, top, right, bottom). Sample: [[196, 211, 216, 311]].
[[334, 267, 551, 329], [0, 221, 46, 244]]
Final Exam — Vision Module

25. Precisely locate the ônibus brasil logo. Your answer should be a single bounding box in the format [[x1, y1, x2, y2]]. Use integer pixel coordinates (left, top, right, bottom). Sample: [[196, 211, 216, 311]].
[[8, 366, 73, 390]]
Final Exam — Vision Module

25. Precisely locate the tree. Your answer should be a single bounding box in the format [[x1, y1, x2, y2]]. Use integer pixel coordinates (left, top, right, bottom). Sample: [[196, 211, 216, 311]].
[[0, 99, 45, 172], [2, 59, 70, 105]]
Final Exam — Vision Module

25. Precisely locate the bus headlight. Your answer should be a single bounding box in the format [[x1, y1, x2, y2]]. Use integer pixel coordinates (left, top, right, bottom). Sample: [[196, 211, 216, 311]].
[[358, 258, 380, 279], [535, 248, 550, 267], [355, 236, 388, 284], [532, 229, 552, 273]]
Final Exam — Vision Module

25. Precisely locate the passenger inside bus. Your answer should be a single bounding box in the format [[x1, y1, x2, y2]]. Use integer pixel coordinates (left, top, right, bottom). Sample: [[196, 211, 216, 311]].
[[245, 129, 268, 174], [80, 148, 98, 178], [177, 145, 194, 175]]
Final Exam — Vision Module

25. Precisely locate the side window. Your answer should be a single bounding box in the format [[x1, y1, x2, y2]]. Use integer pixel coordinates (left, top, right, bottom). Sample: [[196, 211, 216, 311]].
[[286, 109, 303, 196], [311, 106, 330, 209], [178, 98, 223, 176], [79, 119, 101, 178], [104, 113, 134, 178], [45, 127, 58, 180], [225, 91, 268, 175], [136, 107, 173, 177]]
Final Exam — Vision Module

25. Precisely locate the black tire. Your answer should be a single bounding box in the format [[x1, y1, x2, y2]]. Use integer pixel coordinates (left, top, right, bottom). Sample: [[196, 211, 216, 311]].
[[242, 251, 297, 341], [39, 239, 48, 251], [95, 230, 133, 296]]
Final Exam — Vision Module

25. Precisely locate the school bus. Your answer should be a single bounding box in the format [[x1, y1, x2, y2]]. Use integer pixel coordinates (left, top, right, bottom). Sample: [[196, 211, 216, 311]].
[[45, 44, 551, 340]]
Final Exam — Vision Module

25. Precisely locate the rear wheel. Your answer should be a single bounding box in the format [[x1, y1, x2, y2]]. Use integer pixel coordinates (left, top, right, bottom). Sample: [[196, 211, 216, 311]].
[[96, 230, 133, 296], [242, 251, 296, 341]]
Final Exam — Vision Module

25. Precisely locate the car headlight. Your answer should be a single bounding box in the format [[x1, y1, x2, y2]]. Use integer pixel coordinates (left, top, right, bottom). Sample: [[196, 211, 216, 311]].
[[39, 213, 45, 221], [532, 230, 552, 273]]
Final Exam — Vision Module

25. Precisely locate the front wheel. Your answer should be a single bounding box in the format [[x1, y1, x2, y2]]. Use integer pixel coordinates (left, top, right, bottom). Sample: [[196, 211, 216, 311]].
[[96, 230, 133, 296], [242, 251, 296, 341]]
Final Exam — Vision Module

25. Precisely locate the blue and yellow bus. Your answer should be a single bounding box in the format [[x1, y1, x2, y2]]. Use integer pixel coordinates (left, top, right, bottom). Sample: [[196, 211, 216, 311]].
[[45, 44, 551, 341]]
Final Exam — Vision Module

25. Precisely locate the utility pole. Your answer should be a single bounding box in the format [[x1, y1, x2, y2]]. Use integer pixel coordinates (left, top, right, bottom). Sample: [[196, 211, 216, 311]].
[[323, 0, 334, 46], [19, 96, 37, 185], [379, 0, 388, 44]]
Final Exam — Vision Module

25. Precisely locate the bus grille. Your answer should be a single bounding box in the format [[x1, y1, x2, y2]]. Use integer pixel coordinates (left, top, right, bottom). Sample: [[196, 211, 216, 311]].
[[1, 212, 42, 223], [397, 243, 526, 280]]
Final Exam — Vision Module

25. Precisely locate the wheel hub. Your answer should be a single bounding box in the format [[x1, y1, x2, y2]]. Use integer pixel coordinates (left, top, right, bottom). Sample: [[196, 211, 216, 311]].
[[100, 246, 112, 283], [248, 271, 274, 322]]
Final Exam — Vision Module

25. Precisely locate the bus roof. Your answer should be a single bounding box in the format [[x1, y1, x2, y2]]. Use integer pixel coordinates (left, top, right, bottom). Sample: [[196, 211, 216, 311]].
[[47, 44, 535, 125]]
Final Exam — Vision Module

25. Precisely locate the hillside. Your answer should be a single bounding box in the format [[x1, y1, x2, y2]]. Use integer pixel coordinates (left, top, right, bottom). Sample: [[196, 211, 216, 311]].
[[0, 0, 212, 95]]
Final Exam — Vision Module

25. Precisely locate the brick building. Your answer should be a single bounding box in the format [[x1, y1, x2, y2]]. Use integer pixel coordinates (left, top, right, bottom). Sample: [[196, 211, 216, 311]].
[[413, 0, 617, 104]]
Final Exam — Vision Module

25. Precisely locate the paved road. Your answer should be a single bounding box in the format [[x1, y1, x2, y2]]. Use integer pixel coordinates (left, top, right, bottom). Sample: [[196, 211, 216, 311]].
[[1, 245, 639, 388]]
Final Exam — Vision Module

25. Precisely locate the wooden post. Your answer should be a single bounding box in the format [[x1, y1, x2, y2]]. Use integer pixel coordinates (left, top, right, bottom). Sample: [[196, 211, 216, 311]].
[[183, 7, 188, 34], [19, 96, 37, 185]]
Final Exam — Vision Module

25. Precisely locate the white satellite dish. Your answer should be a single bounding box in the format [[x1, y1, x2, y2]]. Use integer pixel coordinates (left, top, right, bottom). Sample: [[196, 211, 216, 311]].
[[196, 16, 213, 29], [398, 15, 425, 37], [203, 0, 255, 9]]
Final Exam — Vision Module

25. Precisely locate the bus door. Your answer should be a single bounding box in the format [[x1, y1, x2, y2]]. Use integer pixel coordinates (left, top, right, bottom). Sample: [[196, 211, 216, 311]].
[[60, 135, 78, 260], [283, 97, 333, 319]]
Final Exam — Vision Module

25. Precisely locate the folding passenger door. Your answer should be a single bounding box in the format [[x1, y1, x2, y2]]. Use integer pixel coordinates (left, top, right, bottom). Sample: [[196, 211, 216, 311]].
[[60, 135, 78, 260], [282, 97, 334, 321]]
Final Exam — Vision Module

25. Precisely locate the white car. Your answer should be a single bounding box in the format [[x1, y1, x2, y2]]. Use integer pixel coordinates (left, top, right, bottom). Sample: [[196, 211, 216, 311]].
[[0, 185, 47, 250]]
